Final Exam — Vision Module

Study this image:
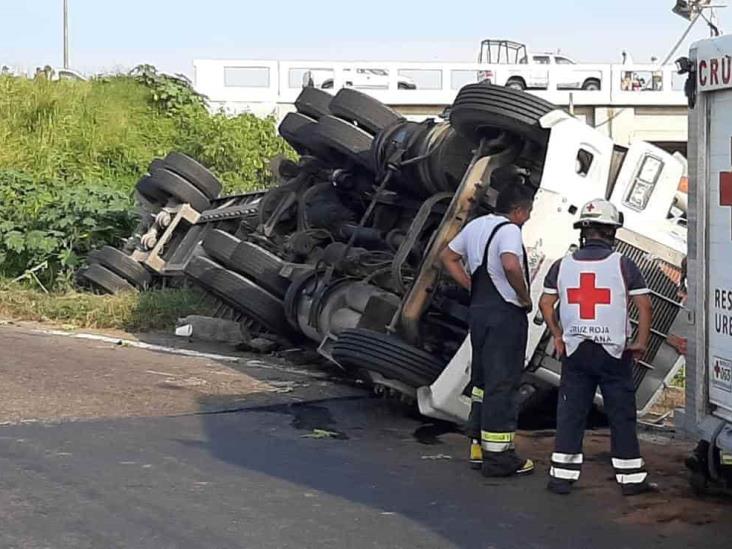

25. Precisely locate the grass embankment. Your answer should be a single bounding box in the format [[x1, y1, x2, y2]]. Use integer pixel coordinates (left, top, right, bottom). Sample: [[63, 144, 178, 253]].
[[0, 69, 291, 289], [0, 68, 291, 331], [0, 284, 212, 332]]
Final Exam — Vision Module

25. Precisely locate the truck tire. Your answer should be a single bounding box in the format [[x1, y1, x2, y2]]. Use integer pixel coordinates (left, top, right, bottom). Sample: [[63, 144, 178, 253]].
[[88, 246, 151, 289], [78, 264, 137, 295], [163, 152, 222, 200], [294, 87, 332, 120], [332, 329, 446, 388], [450, 83, 556, 144], [329, 88, 403, 135], [148, 168, 212, 212], [184, 256, 292, 336], [202, 229, 241, 266], [582, 78, 601, 91], [135, 175, 168, 206], [148, 158, 166, 173], [279, 112, 320, 154], [505, 78, 526, 91], [314, 115, 374, 171], [229, 241, 290, 298]]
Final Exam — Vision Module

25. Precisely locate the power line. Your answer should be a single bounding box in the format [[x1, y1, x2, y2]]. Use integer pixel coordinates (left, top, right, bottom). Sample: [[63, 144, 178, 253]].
[[63, 0, 69, 69]]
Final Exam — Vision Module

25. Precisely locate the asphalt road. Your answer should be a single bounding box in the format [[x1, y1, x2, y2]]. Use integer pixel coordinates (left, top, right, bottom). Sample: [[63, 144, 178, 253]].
[[0, 324, 729, 549]]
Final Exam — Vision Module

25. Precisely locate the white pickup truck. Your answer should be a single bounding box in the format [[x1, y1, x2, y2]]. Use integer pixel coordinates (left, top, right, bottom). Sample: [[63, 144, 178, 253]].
[[478, 39, 603, 91]]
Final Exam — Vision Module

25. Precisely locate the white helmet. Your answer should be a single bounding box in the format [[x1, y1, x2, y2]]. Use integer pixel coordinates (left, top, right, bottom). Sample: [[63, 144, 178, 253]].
[[573, 199, 624, 229]]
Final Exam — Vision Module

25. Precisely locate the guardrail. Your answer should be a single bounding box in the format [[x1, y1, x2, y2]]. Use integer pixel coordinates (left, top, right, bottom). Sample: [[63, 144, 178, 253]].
[[193, 59, 689, 113]]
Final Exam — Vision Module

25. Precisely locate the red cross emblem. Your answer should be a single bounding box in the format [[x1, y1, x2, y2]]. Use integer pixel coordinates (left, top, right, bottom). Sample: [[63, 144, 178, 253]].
[[719, 137, 732, 239], [722, 171, 732, 238], [567, 273, 612, 320], [586, 202, 596, 212]]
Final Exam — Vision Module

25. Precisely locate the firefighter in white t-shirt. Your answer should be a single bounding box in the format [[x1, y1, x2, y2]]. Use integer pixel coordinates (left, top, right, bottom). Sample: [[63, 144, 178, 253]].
[[441, 184, 535, 477], [539, 199, 655, 496]]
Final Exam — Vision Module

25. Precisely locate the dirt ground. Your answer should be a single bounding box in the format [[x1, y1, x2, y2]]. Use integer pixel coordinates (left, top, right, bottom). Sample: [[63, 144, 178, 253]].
[[0, 320, 727, 537], [0, 321, 278, 423], [517, 430, 727, 529]]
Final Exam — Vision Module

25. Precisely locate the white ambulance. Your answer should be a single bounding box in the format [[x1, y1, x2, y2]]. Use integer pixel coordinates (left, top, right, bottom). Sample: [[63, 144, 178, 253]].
[[682, 33, 732, 495]]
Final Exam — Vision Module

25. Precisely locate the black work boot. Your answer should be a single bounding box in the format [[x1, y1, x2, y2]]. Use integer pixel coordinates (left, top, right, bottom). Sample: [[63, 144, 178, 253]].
[[547, 478, 572, 495], [482, 450, 535, 477], [621, 481, 659, 496]]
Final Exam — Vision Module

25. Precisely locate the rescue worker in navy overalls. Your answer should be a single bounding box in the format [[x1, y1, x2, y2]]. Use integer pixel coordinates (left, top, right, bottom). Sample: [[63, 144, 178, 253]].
[[441, 184, 536, 477], [539, 199, 655, 495]]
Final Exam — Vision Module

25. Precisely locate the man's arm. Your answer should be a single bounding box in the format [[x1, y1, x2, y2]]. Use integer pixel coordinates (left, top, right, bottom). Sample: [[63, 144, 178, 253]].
[[539, 293, 565, 357], [628, 294, 652, 357], [440, 247, 471, 291], [501, 253, 531, 309], [621, 257, 653, 357]]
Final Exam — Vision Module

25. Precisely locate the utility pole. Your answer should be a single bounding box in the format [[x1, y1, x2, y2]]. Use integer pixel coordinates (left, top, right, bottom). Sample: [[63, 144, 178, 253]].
[[63, 0, 69, 68]]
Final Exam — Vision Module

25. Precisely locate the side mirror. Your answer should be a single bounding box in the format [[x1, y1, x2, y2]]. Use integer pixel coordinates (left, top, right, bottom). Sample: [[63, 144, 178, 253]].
[[676, 57, 697, 109]]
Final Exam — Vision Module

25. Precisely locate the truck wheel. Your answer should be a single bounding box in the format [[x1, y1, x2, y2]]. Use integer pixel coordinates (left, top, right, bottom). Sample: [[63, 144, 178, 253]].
[[314, 115, 374, 171], [329, 88, 403, 135], [78, 264, 137, 295], [135, 175, 168, 206], [148, 158, 166, 173], [332, 329, 446, 388], [450, 83, 556, 144], [582, 78, 601, 91], [184, 256, 292, 337], [148, 168, 212, 212], [163, 152, 223, 200], [294, 87, 332, 120], [88, 246, 151, 289], [279, 112, 320, 154], [506, 78, 526, 91], [229, 241, 290, 298], [202, 229, 241, 266]]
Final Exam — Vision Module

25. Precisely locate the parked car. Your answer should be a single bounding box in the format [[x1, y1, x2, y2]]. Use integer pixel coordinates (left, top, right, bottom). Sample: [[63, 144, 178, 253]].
[[320, 68, 417, 90]]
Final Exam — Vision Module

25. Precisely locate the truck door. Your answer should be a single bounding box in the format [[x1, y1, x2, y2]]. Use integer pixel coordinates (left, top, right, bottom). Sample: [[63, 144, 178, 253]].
[[610, 142, 684, 240], [706, 88, 732, 422], [529, 55, 551, 89], [554, 56, 581, 90]]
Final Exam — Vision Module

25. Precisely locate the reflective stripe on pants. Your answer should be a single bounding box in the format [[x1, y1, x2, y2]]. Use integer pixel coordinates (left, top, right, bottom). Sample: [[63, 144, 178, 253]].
[[613, 457, 648, 485], [481, 431, 515, 453], [549, 452, 583, 482]]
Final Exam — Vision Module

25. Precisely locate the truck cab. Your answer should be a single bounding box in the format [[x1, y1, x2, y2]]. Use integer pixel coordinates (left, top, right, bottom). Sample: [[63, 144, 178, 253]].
[[419, 109, 687, 425]]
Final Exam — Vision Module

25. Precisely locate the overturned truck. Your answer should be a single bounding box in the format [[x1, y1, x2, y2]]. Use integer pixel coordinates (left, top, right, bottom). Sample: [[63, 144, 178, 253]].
[[78, 84, 688, 423]]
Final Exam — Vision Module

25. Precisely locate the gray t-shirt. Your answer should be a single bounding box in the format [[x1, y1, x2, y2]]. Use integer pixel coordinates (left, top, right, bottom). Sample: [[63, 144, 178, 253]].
[[448, 214, 526, 307]]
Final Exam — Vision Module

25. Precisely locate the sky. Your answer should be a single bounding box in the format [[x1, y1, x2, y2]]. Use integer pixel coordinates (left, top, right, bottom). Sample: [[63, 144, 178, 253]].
[[0, 1, 723, 76]]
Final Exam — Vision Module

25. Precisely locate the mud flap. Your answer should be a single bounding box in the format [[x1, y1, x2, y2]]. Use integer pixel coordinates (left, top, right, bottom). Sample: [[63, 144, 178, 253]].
[[417, 336, 472, 424]]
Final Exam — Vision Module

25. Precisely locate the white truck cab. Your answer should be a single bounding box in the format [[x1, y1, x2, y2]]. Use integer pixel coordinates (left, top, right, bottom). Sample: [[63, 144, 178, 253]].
[[419, 109, 687, 425]]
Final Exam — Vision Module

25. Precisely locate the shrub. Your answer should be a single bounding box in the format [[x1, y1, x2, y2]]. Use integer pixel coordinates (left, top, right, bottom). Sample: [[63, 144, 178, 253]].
[[0, 170, 136, 287], [0, 67, 293, 287]]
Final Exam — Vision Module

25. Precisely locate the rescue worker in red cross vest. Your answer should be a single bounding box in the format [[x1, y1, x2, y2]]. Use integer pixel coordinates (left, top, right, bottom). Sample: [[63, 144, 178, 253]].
[[441, 184, 535, 477], [538, 199, 656, 496]]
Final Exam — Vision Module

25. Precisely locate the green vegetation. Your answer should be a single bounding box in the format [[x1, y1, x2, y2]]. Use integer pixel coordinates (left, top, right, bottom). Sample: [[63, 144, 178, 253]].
[[0, 284, 212, 332], [0, 67, 291, 288]]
